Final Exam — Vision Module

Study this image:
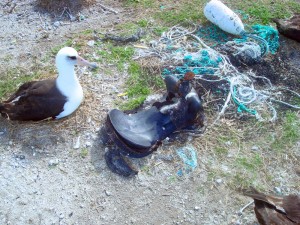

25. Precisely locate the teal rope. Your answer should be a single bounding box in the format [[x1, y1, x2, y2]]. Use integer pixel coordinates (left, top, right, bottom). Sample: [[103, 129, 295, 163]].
[[232, 87, 257, 115]]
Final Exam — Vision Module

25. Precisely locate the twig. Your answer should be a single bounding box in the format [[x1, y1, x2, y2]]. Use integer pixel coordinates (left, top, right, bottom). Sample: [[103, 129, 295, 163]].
[[238, 200, 254, 215], [99, 3, 118, 14], [212, 91, 232, 126]]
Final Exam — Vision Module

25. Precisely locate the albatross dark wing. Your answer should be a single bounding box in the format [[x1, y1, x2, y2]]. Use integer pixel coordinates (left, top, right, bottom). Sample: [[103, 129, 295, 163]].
[[0, 79, 67, 121], [244, 187, 300, 225]]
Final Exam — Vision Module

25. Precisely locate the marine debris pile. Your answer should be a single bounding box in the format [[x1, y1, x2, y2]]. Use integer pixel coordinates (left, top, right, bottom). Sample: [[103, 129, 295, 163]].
[[133, 23, 299, 123]]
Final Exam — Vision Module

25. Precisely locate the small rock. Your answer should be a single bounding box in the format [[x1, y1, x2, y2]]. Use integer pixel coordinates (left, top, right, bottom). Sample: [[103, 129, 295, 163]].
[[111, 86, 119, 93], [227, 153, 233, 158], [104, 190, 111, 196], [87, 40, 95, 47], [15, 154, 25, 160], [40, 31, 49, 39], [216, 178, 223, 184], [85, 141, 92, 147], [87, 117, 92, 123], [48, 159, 59, 167], [251, 145, 259, 151], [53, 21, 60, 27], [225, 141, 232, 146], [70, 15, 76, 22], [194, 206, 200, 211], [73, 137, 80, 149], [149, 40, 158, 47], [274, 187, 282, 194]]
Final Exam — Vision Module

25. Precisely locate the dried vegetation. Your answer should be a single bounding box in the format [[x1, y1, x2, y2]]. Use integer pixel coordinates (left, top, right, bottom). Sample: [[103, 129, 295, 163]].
[[36, 0, 96, 12]]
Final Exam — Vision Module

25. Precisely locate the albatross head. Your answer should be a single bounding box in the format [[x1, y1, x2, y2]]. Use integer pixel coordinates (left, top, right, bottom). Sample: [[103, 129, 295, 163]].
[[55, 47, 98, 71]]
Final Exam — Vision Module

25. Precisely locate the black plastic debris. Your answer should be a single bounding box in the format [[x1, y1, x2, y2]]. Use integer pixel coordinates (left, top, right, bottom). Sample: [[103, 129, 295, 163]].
[[102, 72, 205, 177]]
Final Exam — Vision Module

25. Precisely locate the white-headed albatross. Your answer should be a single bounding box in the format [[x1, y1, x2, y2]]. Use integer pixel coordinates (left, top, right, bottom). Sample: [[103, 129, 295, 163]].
[[0, 47, 97, 121]]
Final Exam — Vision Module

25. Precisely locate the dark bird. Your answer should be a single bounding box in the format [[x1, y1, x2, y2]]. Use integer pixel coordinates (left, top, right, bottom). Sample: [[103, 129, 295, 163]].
[[244, 187, 300, 225], [273, 14, 300, 42], [0, 47, 97, 121]]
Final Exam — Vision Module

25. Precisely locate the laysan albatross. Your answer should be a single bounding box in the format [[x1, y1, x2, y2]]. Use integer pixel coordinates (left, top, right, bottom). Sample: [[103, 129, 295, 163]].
[[0, 47, 97, 121]]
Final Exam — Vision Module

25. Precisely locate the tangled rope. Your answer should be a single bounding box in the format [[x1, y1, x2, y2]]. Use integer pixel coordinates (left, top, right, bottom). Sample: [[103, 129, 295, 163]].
[[133, 25, 299, 123]]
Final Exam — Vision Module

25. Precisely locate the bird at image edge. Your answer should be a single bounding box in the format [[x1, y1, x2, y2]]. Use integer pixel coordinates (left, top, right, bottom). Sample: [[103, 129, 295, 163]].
[[244, 187, 300, 225], [0, 47, 97, 121]]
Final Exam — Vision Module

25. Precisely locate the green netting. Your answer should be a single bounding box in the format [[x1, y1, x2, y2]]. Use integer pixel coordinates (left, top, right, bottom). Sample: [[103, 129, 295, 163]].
[[197, 23, 279, 54], [251, 24, 279, 54], [197, 24, 232, 44], [162, 50, 223, 77]]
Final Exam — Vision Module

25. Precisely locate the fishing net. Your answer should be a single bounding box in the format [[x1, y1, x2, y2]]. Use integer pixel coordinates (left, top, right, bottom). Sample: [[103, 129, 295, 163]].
[[133, 24, 299, 123]]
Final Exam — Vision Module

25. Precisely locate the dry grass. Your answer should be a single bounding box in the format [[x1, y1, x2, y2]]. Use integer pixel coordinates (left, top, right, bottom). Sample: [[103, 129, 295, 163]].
[[36, 0, 96, 13], [136, 57, 163, 75]]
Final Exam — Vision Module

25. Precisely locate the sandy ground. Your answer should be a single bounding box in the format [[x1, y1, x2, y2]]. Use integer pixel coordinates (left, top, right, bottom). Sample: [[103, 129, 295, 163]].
[[0, 1, 299, 225]]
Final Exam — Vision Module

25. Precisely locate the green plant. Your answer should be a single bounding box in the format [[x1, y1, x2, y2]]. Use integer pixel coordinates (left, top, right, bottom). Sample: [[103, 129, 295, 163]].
[[0, 69, 41, 100], [80, 148, 89, 158], [155, 0, 206, 25], [124, 0, 154, 8], [229, 0, 300, 24], [271, 111, 300, 151], [214, 147, 228, 157], [235, 154, 263, 172], [97, 44, 135, 70]]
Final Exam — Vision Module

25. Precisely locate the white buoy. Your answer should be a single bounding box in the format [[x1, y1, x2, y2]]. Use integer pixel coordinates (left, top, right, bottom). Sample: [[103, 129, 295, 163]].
[[203, 0, 269, 56], [204, 0, 245, 35]]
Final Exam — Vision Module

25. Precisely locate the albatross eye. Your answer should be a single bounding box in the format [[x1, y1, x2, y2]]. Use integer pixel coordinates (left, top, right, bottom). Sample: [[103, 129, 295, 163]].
[[68, 56, 77, 60]]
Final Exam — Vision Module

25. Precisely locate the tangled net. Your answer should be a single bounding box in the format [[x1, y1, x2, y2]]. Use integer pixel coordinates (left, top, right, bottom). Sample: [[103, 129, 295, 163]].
[[134, 24, 299, 123]]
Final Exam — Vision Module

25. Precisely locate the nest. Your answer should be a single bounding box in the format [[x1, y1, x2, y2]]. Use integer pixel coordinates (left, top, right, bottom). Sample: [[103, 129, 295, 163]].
[[36, 0, 96, 13]]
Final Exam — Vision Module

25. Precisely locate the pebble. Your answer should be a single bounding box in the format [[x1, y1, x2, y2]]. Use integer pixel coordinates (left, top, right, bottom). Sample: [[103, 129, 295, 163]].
[[225, 141, 232, 146], [87, 40, 95, 47], [111, 86, 119, 93], [73, 137, 80, 149], [85, 141, 92, 147], [251, 145, 259, 151], [105, 190, 112, 196], [227, 153, 233, 158], [274, 187, 282, 194], [149, 40, 158, 47], [15, 154, 25, 160], [53, 21, 60, 27], [216, 178, 223, 184], [87, 117, 92, 123], [194, 206, 200, 210], [48, 159, 59, 167]]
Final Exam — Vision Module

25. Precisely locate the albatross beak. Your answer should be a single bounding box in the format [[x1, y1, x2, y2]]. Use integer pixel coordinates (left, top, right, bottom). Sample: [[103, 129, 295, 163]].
[[76, 56, 98, 69]]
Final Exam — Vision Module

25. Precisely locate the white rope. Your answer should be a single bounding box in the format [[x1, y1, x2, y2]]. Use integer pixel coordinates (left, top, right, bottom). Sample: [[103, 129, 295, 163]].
[[133, 25, 300, 122]]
